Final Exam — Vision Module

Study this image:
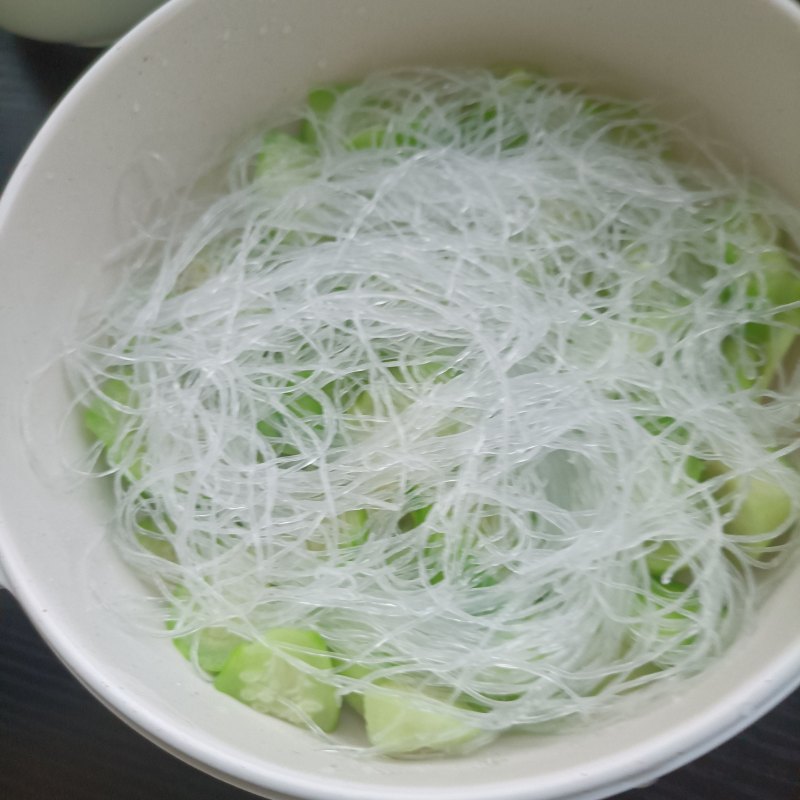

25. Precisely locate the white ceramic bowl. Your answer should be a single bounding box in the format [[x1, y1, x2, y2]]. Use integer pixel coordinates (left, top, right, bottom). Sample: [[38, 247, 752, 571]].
[[0, 0, 165, 46], [1, 1, 800, 799]]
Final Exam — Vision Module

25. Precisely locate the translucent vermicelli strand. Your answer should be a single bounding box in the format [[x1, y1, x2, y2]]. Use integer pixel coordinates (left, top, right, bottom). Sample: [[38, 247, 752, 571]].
[[71, 69, 800, 753]]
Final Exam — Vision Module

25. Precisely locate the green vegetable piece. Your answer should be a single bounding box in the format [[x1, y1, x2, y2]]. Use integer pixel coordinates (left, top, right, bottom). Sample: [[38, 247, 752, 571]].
[[344, 693, 364, 715], [684, 456, 706, 482], [257, 388, 325, 456], [348, 387, 375, 417], [363, 686, 482, 755], [338, 508, 369, 548], [760, 250, 800, 311], [723, 326, 796, 391], [706, 462, 792, 557], [136, 516, 176, 561], [398, 503, 432, 532], [582, 98, 666, 151], [636, 415, 680, 439], [721, 208, 774, 266], [422, 530, 445, 585], [634, 579, 699, 652], [723, 249, 800, 390], [761, 327, 797, 387], [413, 356, 462, 384], [645, 541, 681, 581], [347, 126, 422, 150], [307, 86, 347, 115], [84, 379, 132, 448], [724, 241, 740, 265], [299, 83, 354, 143], [290, 392, 324, 417], [113, 439, 145, 481], [457, 101, 496, 132], [214, 629, 341, 733], [307, 84, 429, 151], [84, 378, 146, 480], [338, 662, 372, 716], [256, 418, 281, 439], [454, 96, 530, 149], [635, 416, 706, 482], [308, 509, 370, 551], [254, 130, 317, 180], [721, 336, 758, 389], [727, 477, 792, 540], [743, 321, 771, 345], [345, 383, 411, 425], [173, 627, 247, 674]]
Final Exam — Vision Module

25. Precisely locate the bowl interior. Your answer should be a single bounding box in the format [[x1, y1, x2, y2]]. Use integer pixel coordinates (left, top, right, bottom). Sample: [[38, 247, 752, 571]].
[[1, 1, 800, 799]]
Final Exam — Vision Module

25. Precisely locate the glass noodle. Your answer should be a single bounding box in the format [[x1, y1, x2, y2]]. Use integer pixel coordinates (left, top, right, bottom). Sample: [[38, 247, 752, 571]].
[[71, 68, 800, 756]]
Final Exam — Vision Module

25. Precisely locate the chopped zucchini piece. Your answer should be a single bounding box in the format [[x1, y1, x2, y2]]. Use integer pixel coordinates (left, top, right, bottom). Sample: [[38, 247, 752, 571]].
[[363, 686, 481, 755], [646, 541, 683, 581], [347, 126, 421, 150], [706, 462, 792, 557], [299, 83, 354, 143], [338, 508, 370, 548], [723, 250, 800, 390], [214, 629, 341, 733], [84, 379, 132, 447], [84, 378, 145, 480], [254, 130, 317, 180], [257, 388, 325, 456], [305, 508, 370, 552], [173, 627, 246, 674], [632, 579, 700, 667], [338, 662, 372, 716]]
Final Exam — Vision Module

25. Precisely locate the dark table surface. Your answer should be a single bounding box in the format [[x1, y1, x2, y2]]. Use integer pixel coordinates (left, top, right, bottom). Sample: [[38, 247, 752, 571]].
[[0, 27, 799, 800]]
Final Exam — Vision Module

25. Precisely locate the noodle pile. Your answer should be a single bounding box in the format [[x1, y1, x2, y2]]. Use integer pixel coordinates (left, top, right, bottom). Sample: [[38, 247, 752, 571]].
[[72, 69, 800, 750]]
